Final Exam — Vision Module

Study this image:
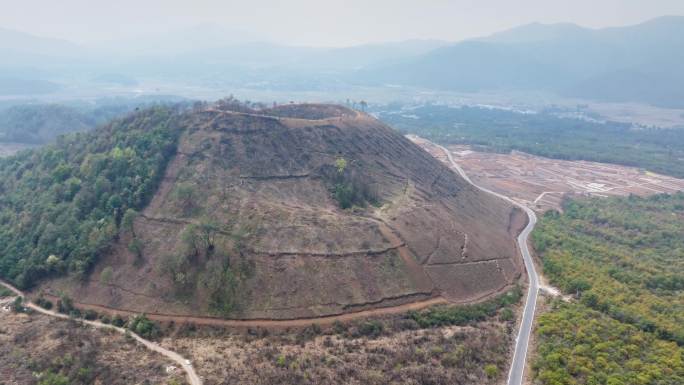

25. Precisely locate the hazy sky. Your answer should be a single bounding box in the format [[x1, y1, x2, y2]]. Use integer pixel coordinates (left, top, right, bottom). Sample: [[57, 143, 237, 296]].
[[2, 0, 684, 46]]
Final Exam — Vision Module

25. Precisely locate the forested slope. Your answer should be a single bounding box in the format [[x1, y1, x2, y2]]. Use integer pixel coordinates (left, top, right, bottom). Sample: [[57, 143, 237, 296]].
[[0, 106, 182, 288], [531, 194, 684, 384]]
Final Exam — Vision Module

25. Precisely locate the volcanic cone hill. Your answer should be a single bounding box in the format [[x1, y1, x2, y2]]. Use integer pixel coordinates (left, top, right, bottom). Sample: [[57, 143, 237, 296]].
[[10, 102, 524, 320]]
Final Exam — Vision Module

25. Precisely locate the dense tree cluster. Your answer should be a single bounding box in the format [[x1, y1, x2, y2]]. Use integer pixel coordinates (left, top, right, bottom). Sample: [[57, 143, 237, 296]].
[[320, 158, 378, 209], [376, 104, 684, 178], [532, 193, 684, 384], [158, 218, 253, 317], [535, 301, 684, 385], [0, 107, 182, 288]]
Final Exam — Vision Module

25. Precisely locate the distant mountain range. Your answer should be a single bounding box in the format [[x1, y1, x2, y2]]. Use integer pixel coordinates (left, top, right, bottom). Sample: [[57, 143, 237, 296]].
[[360, 16, 684, 108], [1, 16, 683, 107]]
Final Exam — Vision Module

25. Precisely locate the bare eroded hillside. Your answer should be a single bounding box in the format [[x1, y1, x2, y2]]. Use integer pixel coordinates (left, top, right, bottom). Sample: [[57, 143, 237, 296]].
[[39, 104, 524, 320]]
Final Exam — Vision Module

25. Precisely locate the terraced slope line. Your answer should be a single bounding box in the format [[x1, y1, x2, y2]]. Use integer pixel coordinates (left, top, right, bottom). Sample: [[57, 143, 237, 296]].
[[0, 279, 202, 385]]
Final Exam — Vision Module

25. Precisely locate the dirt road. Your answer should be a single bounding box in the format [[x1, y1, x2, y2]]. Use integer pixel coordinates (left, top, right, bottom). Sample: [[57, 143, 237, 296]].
[[39, 293, 449, 328]]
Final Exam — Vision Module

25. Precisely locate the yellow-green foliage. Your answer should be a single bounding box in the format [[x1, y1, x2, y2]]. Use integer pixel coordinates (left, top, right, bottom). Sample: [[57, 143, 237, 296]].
[[532, 193, 684, 384], [535, 301, 684, 385]]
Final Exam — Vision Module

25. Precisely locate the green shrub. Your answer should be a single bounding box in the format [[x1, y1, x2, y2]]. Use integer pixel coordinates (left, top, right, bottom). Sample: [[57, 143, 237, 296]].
[[333, 320, 347, 334], [128, 238, 144, 261], [84, 309, 98, 320], [100, 267, 113, 284], [128, 314, 160, 339], [276, 354, 287, 368], [38, 372, 69, 385], [500, 308, 514, 321], [35, 297, 53, 310], [112, 315, 125, 327], [410, 288, 522, 328], [441, 350, 464, 368], [57, 294, 74, 314], [484, 364, 499, 378], [203, 257, 238, 316], [12, 296, 25, 312], [357, 320, 384, 338]]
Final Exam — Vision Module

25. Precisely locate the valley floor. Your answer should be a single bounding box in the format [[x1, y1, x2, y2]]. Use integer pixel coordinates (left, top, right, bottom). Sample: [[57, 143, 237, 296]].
[[0, 142, 37, 157]]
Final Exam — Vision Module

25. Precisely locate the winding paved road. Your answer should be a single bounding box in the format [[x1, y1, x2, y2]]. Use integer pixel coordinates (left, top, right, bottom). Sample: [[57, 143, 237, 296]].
[[0, 279, 202, 385], [436, 144, 539, 385]]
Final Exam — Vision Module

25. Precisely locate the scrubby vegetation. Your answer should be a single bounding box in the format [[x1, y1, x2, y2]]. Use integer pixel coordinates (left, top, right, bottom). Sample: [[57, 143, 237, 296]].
[[127, 314, 161, 339], [11, 296, 25, 312], [168, 289, 522, 385], [377, 104, 684, 178], [532, 193, 684, 384], [0, 107, 182, 288], [1, 309, 184, 384], [0, 286, 12, 297], [409, 286, 522, 328], [35, 296, 53, 310]]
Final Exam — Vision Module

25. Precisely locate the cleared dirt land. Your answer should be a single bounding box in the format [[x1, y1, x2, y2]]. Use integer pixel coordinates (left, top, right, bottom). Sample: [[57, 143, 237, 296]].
[[409, 136, 684, 212]]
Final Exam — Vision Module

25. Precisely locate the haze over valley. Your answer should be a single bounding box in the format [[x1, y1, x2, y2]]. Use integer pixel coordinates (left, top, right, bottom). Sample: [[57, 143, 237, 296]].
[[1, 2, 684, 385]]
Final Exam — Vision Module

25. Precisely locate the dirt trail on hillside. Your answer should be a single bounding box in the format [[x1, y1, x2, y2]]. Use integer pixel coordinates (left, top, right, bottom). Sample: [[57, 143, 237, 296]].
[[375, 220, 435, 292], [39, 294, 447, 328], [36, 282, 521, 330]]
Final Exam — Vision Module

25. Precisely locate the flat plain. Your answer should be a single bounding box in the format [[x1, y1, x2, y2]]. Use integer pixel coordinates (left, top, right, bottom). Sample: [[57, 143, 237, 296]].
[[409, 135, 684, 212]]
